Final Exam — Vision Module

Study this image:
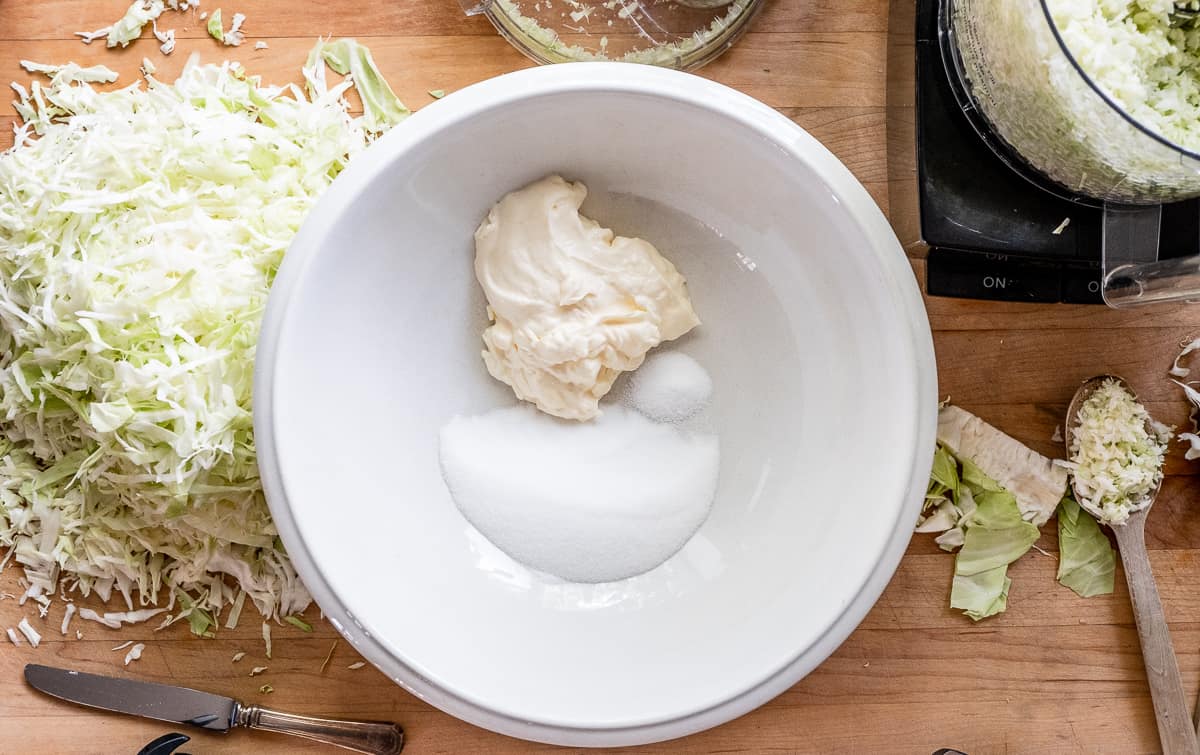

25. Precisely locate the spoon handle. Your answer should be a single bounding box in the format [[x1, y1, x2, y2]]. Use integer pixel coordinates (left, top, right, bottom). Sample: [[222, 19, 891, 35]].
[[1113, 519, 1199, 755]]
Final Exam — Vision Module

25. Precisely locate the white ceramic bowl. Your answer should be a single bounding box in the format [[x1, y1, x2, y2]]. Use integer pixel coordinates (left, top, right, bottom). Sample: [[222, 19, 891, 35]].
[[255, 63, 936, 747]]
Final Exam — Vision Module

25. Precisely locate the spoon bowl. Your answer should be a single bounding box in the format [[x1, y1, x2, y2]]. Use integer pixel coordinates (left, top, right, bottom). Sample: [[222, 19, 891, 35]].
[[1064, 375, 1195, 755], [1064, 375, 1164, 525]]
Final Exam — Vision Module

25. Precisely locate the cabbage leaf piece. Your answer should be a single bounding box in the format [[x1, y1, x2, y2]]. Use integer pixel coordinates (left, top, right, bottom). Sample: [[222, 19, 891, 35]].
[[917, 443, 997, 552], [919, 410, 1115, 622], [949, 491, 1038, 621], [306, 38, 410, 133], [929, 445, 959, 500], [938, 404, 1067, 526], [951, 567, 1011, 621], [107, 0, 166, 48], [955, 493, 1039, 573], [20, 60, 120, 84], [1057, 495, 1115, 598], [207, 8, 225, 42]]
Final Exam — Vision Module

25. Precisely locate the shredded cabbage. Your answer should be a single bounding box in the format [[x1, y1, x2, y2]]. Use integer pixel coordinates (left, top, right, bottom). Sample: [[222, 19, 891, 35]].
[[955, 0, 1200, 200], [1049, 0, 1200, 151], [18, 60, 119, 84], [490, 0, 754, 66], [107, 0, 167, 48], [226, 13, 247, 46], [124, 641, 146, 664], [60, 602, 75, 634], [284, 614, 313, 632], [0, 43, 407, 630], [17, 616, 41, 647], [1063, 379, 1169, 525], [153, 21, 177, 56], [1169, 336, 1200, 459], [78, 607, 167, 628], [306, 39, 411, 133], [84, 0, 222, 54]]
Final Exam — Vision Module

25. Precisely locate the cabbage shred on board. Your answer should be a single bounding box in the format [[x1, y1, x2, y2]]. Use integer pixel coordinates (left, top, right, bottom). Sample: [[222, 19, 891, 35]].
[[1168, 335, 1200, 459], [0, 41, 407, 630]]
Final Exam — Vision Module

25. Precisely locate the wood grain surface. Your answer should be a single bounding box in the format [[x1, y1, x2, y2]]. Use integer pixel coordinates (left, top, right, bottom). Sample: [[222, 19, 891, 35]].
[[1, 1, 1198, 753]]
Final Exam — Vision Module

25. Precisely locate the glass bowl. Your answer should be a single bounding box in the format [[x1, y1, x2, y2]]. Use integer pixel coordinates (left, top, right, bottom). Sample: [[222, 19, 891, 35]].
[[463, 0, 763, 70]]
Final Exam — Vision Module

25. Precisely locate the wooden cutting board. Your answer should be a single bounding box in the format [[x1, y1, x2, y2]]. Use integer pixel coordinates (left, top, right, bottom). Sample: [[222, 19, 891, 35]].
[[2, 1, 1199, 752]]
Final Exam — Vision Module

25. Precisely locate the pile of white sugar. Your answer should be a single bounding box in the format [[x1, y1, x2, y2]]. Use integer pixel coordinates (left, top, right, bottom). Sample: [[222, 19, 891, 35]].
[[625, 351, 713, 422], [439, 400, 718, 583]]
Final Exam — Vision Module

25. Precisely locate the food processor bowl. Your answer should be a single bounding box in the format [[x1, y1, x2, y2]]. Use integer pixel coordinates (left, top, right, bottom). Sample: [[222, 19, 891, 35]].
[[943, 0, 1200, 306], [944, 0, 1200, 204]]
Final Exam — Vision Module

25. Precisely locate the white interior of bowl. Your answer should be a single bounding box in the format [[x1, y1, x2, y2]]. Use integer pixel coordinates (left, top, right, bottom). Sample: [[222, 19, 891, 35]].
[[256, 63, 935, 747]]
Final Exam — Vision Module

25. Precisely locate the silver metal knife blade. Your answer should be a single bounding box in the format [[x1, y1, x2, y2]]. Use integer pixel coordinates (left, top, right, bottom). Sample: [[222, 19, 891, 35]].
[[24, 664, 237, 732]]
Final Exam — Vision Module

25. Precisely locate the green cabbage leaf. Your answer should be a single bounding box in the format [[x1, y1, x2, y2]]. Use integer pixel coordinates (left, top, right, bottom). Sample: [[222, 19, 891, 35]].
[[1057, 495, 1116, 598]]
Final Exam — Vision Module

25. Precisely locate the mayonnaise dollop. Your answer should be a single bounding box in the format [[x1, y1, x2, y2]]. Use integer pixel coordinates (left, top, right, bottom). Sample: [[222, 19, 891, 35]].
[[473, 175, 700, 421]]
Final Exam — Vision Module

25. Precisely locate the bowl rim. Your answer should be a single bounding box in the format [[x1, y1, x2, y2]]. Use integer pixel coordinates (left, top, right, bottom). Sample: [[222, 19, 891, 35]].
[[254, 61, 938, 747]]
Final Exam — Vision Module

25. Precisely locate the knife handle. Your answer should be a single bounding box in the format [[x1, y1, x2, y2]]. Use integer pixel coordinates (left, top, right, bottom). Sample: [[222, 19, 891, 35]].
[[236, 704, 404, 754]]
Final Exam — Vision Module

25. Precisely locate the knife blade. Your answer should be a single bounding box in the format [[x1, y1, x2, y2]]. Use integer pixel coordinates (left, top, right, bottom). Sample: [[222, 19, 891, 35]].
[[25, 664, 236, 731], [24, 664, 404, 754]]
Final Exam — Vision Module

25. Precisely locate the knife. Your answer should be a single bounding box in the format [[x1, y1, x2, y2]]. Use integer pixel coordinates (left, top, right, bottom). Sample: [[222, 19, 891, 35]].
[[24, 664, 403, 754]]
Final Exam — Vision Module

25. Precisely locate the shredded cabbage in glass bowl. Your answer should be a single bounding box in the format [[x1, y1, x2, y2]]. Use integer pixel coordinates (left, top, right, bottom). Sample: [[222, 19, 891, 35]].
[[947, 0, 1200, 202], [466, 0, 762, 70]]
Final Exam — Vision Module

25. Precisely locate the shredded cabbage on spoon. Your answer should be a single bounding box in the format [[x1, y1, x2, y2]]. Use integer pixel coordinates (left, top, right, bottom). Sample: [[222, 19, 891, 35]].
[[1062, 379, 1170, 526], [0, 41, 407, 631]]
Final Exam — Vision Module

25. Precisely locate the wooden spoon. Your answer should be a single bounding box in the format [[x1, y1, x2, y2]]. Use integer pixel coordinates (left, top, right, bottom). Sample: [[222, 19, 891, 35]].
[[1065, 376, 1197, 755]]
